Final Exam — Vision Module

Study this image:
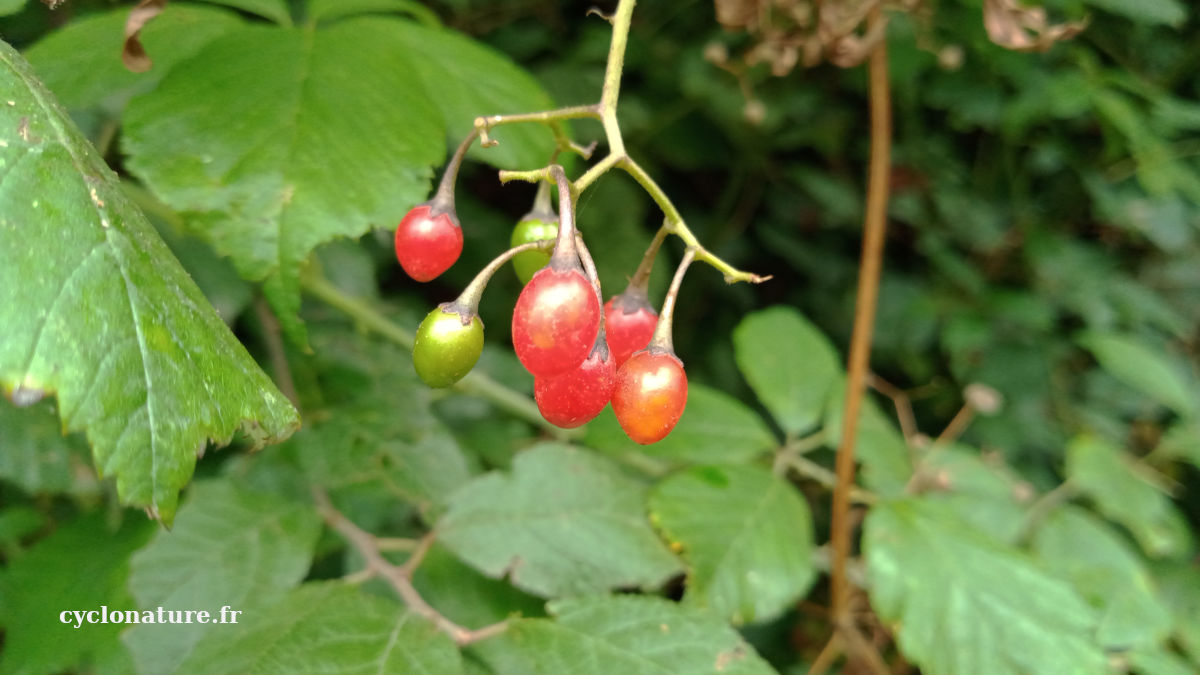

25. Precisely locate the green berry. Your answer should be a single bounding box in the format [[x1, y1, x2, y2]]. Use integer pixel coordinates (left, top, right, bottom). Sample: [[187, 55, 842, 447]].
[[510, 216, 558, 284], [412, 304, 484, 388]]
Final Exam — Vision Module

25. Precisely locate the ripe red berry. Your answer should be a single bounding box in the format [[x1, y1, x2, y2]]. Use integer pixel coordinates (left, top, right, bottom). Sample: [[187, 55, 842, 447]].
[[604, 291, 658, 368], [534, 337, 616, 428], [512, 265, 600, 377], [612, 348, 688, 444], [394, 204, 462, 282]]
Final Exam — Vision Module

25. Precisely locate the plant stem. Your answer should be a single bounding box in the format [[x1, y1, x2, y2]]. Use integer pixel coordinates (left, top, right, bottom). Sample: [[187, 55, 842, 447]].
[[649, 248, 696, 353], [431, 129, 479, 214], [312, 487, 507, 646], [455, 240, 554, 312], [598, 0, 636, 156], [301, 274, 578, 440], [830, 6, 891, 629], [628, 225, 668, 292]]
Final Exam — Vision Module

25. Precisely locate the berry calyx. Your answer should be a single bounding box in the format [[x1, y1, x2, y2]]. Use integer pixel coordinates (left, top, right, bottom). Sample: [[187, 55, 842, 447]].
[[535, 332, 616, 428], [612, 347, 688, 444], [604, 288, 658, 368], [512, 264, 600, 377], [412, 303, 483, 388], [394, 204, 462, 282]]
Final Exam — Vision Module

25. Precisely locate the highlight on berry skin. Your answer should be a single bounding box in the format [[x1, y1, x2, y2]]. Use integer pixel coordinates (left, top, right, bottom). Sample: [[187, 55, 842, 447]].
[[511, 265, 601, 377], [412, 304, 483, 388], [611, 348, 688, 444]]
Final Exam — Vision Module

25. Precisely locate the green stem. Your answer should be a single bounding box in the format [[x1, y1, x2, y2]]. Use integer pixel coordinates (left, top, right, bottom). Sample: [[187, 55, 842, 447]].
[[301, 275, 578, 440], [649, 248, 696, 353], [598, 0, 636, 155]]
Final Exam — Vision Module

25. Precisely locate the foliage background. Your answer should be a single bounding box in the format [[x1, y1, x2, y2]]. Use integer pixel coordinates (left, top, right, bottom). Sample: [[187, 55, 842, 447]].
[[0, 0, 1197, 673]]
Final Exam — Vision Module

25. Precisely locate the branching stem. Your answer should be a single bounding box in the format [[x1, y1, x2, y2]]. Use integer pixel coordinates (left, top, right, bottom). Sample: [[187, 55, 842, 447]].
[[312, 487, 507, 646]]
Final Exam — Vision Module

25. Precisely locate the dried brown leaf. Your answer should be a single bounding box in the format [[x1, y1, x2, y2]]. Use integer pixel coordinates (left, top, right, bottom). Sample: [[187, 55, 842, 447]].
[[122, 0, 168, 74], [983, 0, 1085, 52]]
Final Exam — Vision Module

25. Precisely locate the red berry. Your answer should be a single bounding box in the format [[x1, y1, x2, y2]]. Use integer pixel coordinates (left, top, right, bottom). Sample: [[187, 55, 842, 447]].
[[394, 204, 462, 282], [612, 349, 688, 444], [604, 292, 658, 368], [535, 338, 616, 428], [511, 265, 600, 377]]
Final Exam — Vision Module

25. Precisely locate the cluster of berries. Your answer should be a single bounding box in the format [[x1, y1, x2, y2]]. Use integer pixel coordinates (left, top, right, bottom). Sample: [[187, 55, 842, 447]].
[[394, 144, 689, 445]]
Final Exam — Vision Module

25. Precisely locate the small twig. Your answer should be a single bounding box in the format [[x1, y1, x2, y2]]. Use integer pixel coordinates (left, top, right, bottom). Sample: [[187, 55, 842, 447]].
[[807, 633, 843, 675], [311, 487, 507, 646], [1016, 480, 1077, 545], [253, 294, 298, 405], [375, 537, 420, 552], [840, 623, 893, 675], [867, 373, 918, 443], [934, 403, 974, 445]]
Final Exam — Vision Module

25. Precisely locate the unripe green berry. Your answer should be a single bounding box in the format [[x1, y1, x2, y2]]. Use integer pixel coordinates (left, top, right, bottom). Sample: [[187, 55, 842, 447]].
[[510, 217, 558, 284], [412, 304, 484, 388]]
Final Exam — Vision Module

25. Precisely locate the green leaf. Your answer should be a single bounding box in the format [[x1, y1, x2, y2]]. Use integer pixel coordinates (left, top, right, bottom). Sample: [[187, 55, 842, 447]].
[[1078, 331, 1196, 418], [864, 499, 1107, 675], [733, 306, 841, 435], [436, 443, 682, 597], [294, 330, 472, 517], [1153, 562, 1200, 664], [195, 0, 293, 25], [125, 480, 321, 674], [822, 380, 913, 496], [308, 0, 442, 28], [1032, 506, 1173, 649], [390, 20, 557, 169], [179, 582, 464, 674], [918, 446, 1028, 545], [123, 16, 556, 339], [0, 398, 92, 495], [585, 383, 777, 464], [122, 19, 443, 343], [1066, 436, 1192, 558], [0, 0, 26, 18], [1082, 0, 1186, 27], [412, 543, 546, 629], [24, 4, 245, 111], [1128, 647, 1198, 675], [470, 595, 777, 675], [0, 40, 298, 522], [648, 465, 816, 624], [0, 512, 154, 675]]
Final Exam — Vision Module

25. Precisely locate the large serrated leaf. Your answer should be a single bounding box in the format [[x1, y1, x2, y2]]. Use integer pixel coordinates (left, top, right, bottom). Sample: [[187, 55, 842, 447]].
[[0, 40, 298, 522], [122, 15, 555, 339], [195, 0, 292, 25], [124, 480, 321, 673], [0, 512, 154, 675], [24, 4, 245, 111], [470, 595, 777, 675], [648, 465, 815, 625], [178, 582, 463, 675], [436, 443, 682, 598], [733, 306, 842, 435], [864, 499, 1107, 675], [1032, 505, 1173, 649], [1066, 436, 1192, 558], [122, 19, 444, 343]]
